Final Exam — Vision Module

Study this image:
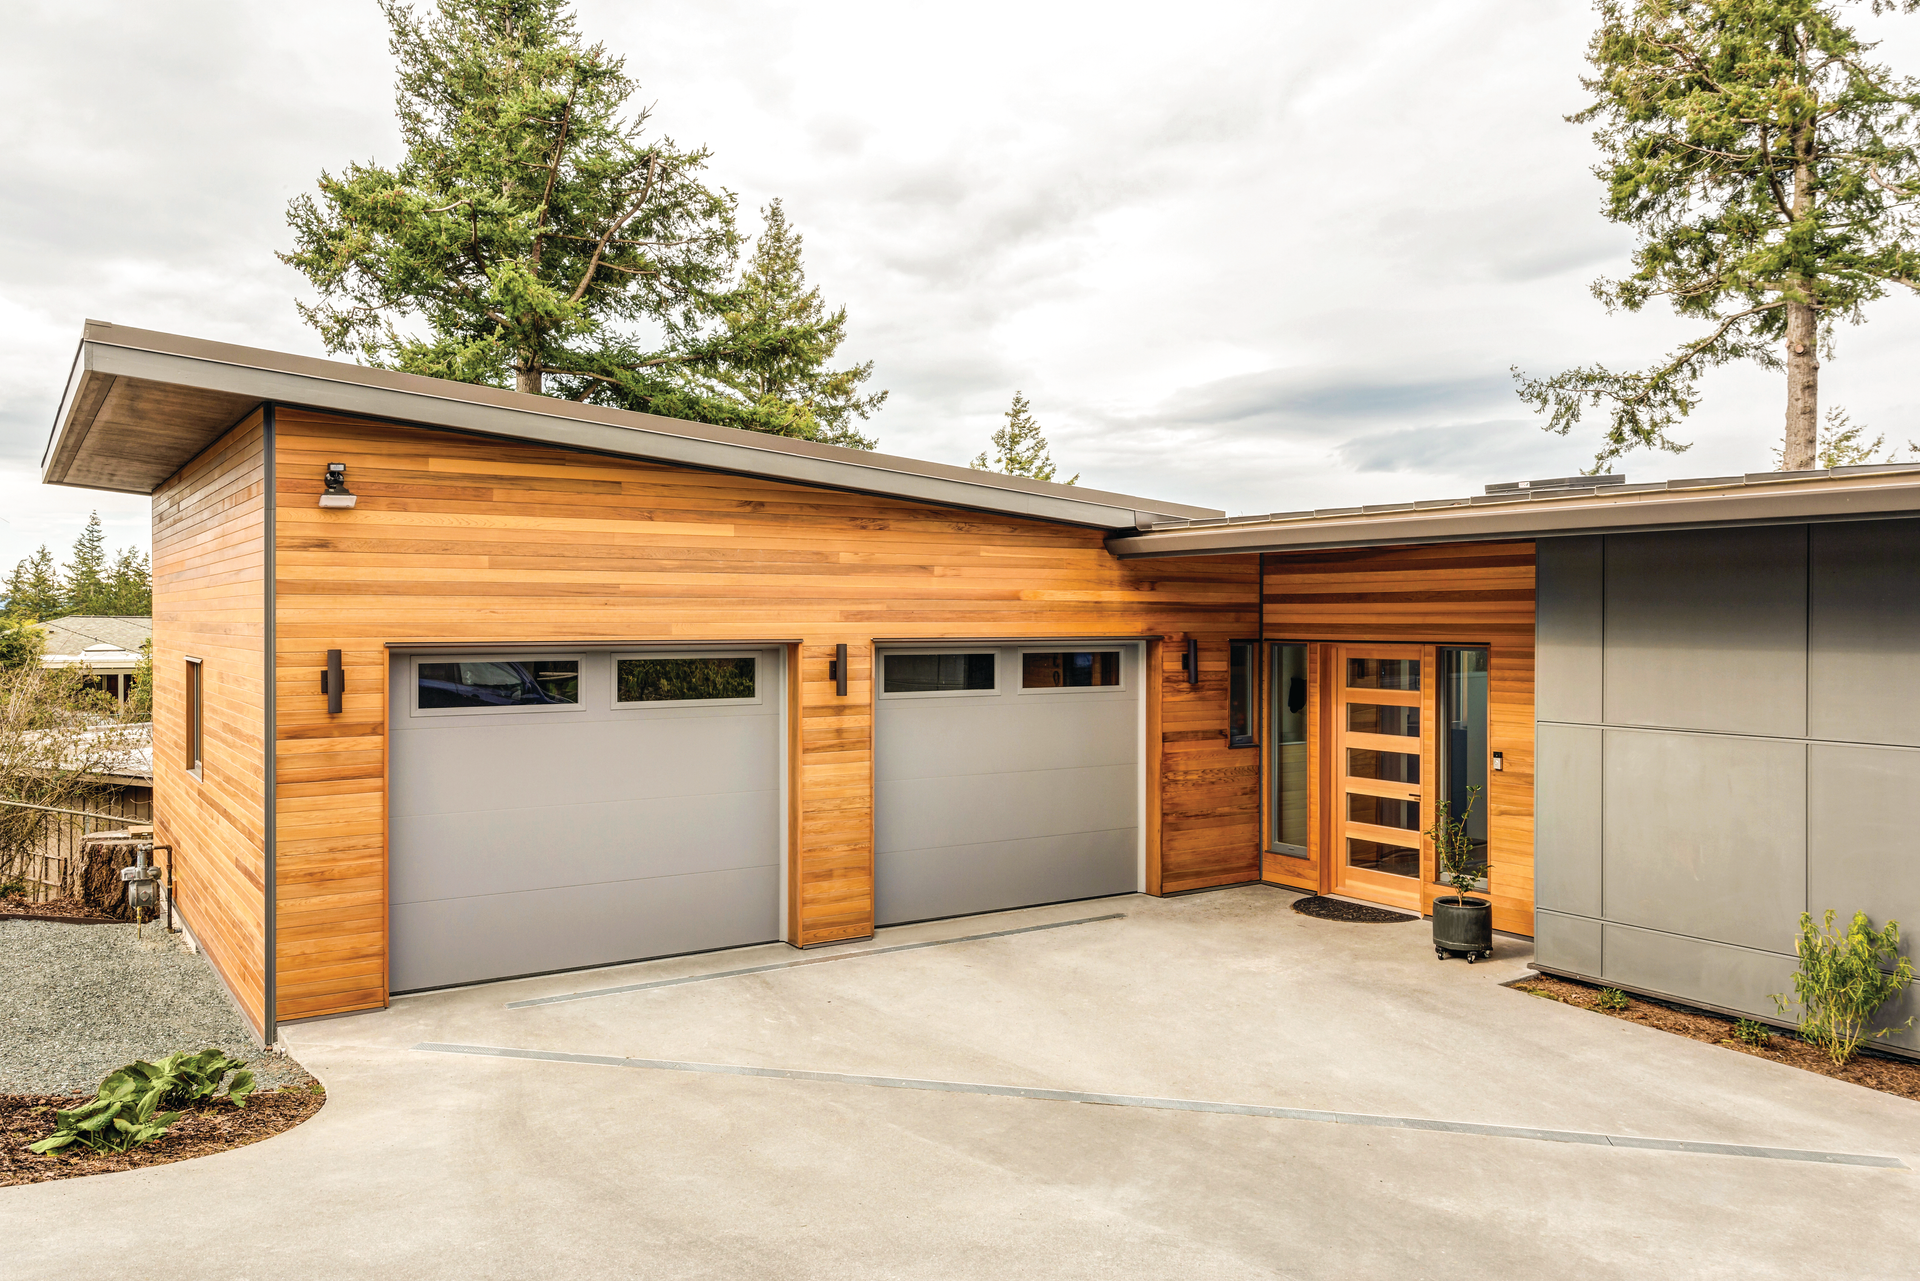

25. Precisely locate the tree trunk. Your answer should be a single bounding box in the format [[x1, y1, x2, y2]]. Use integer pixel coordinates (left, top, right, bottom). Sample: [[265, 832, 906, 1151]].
[[1782, 298, 1819, 471], [515, 362, 542, 396]]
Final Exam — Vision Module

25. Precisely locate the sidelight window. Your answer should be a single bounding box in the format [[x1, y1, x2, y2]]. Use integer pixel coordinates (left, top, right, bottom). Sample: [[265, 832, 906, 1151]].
[[1436, 647, 1489, 883], [1227, 640, 1258, 747], [1268, 643, 1308, 855]]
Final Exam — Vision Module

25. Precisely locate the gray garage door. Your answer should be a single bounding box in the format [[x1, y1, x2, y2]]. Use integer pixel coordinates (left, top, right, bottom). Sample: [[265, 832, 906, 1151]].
[[389, 648, 782, 991], [874, 643, 1141, 926]]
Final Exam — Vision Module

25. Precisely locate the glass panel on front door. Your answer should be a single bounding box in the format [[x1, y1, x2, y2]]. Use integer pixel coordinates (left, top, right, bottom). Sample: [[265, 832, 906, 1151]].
[[1269, 643, 1309, 854], [1337, 650, 1423, 883]]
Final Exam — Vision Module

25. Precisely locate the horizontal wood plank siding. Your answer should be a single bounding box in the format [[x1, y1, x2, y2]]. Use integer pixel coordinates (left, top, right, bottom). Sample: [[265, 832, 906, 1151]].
[[1262, 542, 1536, 935], [152, 412, 269, 1035], [269, 408, 1259, 1015]]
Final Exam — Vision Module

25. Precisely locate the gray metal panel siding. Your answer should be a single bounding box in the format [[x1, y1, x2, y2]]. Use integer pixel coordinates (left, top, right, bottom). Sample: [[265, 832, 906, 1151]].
[[1534, 910, 1602, 977], [1599, 923, 1799, 1020], [1602, 526, 1807, 738], [1535, 536, 1603, 725], [873, 645, 1140, 926], [1808, 743, 1920, 956], [1533, 724, 1603, 917], [1602, 729, 1806, 954], [1809, 519, 1920, 747], [388, 650, 782, 991]]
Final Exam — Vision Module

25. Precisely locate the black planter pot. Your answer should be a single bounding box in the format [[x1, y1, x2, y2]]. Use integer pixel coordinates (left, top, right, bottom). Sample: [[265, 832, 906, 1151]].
[[1432, 896, 1493, 961]]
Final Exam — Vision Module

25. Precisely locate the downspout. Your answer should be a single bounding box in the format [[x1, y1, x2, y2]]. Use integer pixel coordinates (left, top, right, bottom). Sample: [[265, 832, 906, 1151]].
[[263, 403, 278, 1044]]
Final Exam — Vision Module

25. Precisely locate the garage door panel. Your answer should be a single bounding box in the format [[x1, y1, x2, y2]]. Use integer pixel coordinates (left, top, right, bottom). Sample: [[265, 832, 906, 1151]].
[[390, 865, 780, 993], [875, 829, 1136, 926], [878, 698, 1137, 780], [389, 649, 782, 992], [393, 715, 778, 819], [875, 643, 1140, 926], [390, 789, 778, 902], [876, 764, 1136, 850]]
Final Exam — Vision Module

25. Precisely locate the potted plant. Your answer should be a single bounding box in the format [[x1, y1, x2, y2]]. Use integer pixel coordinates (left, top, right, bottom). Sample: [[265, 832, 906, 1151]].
[[1428, 784, 1492, 962]]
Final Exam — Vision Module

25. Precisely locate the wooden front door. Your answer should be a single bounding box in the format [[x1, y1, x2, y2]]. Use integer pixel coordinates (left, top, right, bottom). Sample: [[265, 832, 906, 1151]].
[[1329, 644, 1433, 911]]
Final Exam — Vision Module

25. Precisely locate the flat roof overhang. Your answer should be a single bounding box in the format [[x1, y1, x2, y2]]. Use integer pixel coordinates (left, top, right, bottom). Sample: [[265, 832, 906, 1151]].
[[42, 321, 1222, 532], [1105, 467, 1920, 558]]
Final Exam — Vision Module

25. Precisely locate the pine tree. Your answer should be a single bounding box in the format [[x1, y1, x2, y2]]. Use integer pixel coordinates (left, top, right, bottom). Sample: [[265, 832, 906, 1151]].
[[63, 513, 110, 615], [3, 547, 66, 622], [971, 392, 1077, 484], [103, 548, 153, 615], [282, 0, 873, 442], [1516, 0, 1920, 472], [703, 201, 886, 449]]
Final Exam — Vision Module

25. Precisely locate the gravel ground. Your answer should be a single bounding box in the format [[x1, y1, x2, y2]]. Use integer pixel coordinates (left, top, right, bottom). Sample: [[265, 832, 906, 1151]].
[[0, 919, 314, 1095]]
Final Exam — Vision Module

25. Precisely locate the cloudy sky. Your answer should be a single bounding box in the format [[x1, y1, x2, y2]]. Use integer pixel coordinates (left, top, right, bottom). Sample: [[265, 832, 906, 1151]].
[[3, 0, 1917, 572]]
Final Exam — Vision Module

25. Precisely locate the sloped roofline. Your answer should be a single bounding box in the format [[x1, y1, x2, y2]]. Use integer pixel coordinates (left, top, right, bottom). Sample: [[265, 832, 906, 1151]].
[[42, 322, 1222, 531]]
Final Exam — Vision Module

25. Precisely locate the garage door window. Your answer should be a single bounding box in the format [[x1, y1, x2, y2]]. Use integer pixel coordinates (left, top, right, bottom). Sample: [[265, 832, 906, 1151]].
[[615, 655, 758, 706], [1021, 650, 1120, 690], [882, 652, 996, 695], [416, 659, 580, 713]]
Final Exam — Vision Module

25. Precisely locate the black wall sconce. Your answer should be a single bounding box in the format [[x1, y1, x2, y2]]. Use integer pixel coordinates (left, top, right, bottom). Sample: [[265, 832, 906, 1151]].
[[321, 649, 344, 714], [319, 462, 357, 509], [1181, 637, 1199, 685], [829, 643, 849, 697]]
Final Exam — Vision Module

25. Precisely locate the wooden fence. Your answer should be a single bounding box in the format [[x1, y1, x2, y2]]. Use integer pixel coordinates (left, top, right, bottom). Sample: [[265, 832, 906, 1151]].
[[1, 791, 153, 902]]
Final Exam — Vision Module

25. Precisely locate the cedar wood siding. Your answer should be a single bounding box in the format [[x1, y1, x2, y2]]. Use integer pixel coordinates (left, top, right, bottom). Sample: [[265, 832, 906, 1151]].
[[1261, 541, 1536, 936], [151, 411, 270, 1036], [269, 407, 1260, 1020]]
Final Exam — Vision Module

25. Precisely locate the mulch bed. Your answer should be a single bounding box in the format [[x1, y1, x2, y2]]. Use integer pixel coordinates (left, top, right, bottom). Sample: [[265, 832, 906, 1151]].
[[1291, 895, 1417, 924], [0, 1086, 325, 1186], [1513, 973, 1920, 1103], [0, 897, 121, 925]]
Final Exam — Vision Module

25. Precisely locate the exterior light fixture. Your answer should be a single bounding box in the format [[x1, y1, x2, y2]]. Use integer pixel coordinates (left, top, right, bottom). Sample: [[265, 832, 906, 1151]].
[[319, 462, 357, 508]]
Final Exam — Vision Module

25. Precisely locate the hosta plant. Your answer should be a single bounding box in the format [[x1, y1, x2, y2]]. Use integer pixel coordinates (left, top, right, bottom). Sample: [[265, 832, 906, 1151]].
[[1772, 911, 1917, 1065], [28, 1048, 256, 1156]]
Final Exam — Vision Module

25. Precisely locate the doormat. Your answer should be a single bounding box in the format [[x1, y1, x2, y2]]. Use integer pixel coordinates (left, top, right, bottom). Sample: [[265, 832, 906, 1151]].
[[1291, 895, 1417, 924]]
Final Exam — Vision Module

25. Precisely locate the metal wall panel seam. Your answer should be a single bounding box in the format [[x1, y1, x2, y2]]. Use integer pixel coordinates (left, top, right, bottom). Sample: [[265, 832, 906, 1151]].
[[1534, 719, 1920, 752], [262, 402, 278, 1044]]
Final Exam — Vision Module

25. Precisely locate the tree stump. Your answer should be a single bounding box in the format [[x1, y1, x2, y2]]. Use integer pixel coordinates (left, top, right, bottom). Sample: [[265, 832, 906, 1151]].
[[77, 833, 144, 922]]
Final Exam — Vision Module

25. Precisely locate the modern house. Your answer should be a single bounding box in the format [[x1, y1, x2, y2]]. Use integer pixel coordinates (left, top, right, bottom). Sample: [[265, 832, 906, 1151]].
[[41, 322, 1920, 1054]]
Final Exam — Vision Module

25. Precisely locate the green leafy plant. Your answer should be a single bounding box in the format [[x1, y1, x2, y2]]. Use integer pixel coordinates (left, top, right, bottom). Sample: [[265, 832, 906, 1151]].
[[1425, 783, 1484, 901], [26, 1048, 255, 1156], [1771, 910, 1917, 1065], [1732, 1018, 1772, 1048], [1594, 987, 1630, 1013]]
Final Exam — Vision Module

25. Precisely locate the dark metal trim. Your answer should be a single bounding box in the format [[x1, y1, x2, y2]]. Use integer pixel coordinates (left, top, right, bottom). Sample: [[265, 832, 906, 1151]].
[[262, 403, 278, 1045]]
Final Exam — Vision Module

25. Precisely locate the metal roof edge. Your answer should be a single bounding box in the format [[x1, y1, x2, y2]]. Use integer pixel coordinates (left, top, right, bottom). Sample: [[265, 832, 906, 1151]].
[[50, 323, 1222, 528], [1107, 473, 1920, 557]]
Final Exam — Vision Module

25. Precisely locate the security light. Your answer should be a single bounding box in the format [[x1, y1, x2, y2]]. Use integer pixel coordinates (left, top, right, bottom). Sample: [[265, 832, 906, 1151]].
[[319, 462, 357, 508]]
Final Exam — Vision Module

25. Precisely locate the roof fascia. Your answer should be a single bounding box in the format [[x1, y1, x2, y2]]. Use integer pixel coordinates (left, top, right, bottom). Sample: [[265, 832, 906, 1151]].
[[49, 326, 1221, 529], [1106, 478, 1920, 558]]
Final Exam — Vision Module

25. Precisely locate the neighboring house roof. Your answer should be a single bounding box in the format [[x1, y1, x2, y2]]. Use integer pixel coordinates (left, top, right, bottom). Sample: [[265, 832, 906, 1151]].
[[42, 321, 1222, 531], [1106, 465, 1920, 557], [35, 615, 152, 656]]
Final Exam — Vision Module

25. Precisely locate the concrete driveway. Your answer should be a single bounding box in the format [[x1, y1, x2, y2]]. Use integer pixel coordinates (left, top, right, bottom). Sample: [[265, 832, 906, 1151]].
[[5, 885, 1919, 1279]]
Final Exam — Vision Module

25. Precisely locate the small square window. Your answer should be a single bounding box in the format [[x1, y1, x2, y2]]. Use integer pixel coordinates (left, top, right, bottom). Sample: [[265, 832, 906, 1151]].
[[882, 652, 996, 694], [615, 655, 757, 705], [418, 659, 580, 710], [1021, 651, 1120, 689]]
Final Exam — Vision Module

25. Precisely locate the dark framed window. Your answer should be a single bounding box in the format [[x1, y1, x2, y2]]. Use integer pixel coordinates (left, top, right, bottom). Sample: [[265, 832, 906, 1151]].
[[1268, 642, 1308, 855], [1228, 640, 1258, 747], [1436, 647, 1490, 883], [417, 659, 580, 710], [882, 652, 995, 694], [1020, 650, 1120, 690], [615, 655, 757, 705], [184, 658, 203, 777]]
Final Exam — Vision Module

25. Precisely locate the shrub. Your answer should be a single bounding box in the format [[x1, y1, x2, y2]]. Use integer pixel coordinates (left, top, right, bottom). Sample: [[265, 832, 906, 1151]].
[[1772, 910, 1917, 1065], [28, 1048, 255, 1156], [1731, 1018, 1771, 1048], [1594, 987, 1630, 1013]]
